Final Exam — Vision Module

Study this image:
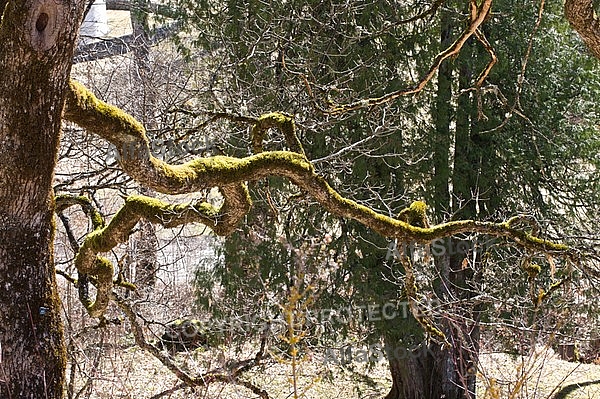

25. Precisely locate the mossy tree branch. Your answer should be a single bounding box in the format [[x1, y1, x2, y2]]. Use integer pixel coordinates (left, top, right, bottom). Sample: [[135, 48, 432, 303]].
[[56, 193, 246, 317], [62, 80, 573, 318]]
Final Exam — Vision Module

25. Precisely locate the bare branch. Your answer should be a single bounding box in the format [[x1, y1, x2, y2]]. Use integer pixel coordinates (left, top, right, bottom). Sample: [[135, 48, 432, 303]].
[[322, 0, 493, 115], [114, 295, 270, 394], [473, 30, 498, 89]]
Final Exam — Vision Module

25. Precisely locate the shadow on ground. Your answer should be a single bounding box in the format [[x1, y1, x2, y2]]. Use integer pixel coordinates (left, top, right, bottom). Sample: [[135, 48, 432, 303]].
[[553, 379, 600, 399]]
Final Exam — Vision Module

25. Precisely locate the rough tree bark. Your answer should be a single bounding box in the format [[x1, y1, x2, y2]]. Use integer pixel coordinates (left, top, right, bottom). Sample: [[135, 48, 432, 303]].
[[565, 0, 600, 59], [0, 0, 86, 397]]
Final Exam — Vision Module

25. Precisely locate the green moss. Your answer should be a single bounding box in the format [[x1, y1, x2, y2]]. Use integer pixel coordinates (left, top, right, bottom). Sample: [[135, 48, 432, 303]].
[[522, 233, 569, 251], [126, 195, 168, 214], [114, 272, 137, 291], [89, 208, 104, 229], [523, 262, 541, 278], [251, 112, 304, 155], [536, 288, 546, 306], [55, 194, 105, 229], [48, 196, 69, 376], [94, 256, 114, 276], [409, 200, 427, 214], [125, 195, 220, 227], [536, 279, 567, 306], [85, 229, 108, 252], [180, 151, 313, 185], [68, 80, 148, 143], [397, 200, 429, 228]]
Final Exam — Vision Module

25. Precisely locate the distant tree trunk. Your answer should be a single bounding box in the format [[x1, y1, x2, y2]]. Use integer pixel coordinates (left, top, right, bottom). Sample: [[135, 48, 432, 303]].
[[130, 3, 159, 288], [133, 198, 159, 287], [0, 1, 85, 397], [384, 272, 475, 399], [429, 240, 480, 399], [430, 7, 452, 216], [384, 6, 480, 398]]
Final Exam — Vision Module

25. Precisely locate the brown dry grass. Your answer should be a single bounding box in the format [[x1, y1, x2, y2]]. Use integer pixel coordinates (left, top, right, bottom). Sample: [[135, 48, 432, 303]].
[[477, 349, 600, 399], [64, 335, 600, 399]]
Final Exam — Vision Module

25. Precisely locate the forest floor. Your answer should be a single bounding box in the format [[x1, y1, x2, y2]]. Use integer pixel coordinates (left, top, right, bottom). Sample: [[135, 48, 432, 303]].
[[67, 341, 600, 399]]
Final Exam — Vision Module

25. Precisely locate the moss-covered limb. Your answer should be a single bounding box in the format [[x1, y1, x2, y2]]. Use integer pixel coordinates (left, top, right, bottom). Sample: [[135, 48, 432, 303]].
[[114, 272, 137, 291], [75, 195, 226, 268], [55, 194, 105, 229], [85, 257, 114, 317], [401, 256, 450, 347], [64, 80, 148, 146], [64, 80, 571, 256], [74, 194, 242, 317], [65, 81, 307, 195], [505, 214, 540, 236], [251, 112, 305, 156], [397, 201, 430, 228], [536, 278, 570, 307], [217, 183, 252, 235], [55, 194, 106, 309], [288, 172, 570, 253]]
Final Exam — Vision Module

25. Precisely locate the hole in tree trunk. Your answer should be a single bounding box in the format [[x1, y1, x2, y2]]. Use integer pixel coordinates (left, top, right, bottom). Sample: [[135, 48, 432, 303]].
[[36, 13, 49, 32]]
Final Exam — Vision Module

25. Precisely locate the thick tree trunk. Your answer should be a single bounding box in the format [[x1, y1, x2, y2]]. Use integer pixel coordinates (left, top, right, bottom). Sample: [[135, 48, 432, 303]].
[[432, 241, 480, 399], [564, 0, 600, 59], [384, 5, 481, 398], [384, 249, 478, 399], [384, 338, 441, 399], [0, 1, 85, 397]]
